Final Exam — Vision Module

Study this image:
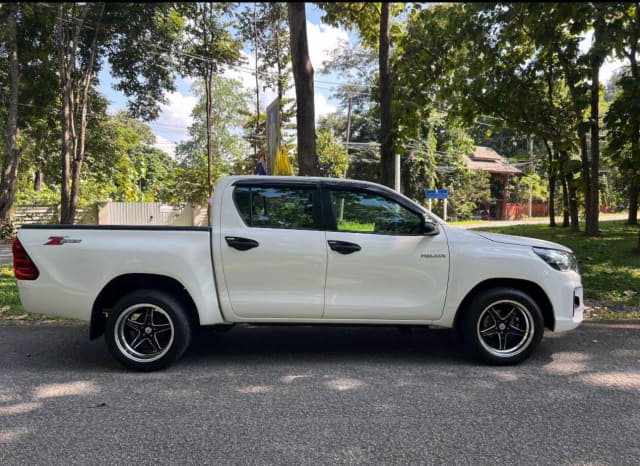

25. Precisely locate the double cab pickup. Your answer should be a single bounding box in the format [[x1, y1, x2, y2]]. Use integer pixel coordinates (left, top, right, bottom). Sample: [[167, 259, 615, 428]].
[[13, 176, 583, 370]]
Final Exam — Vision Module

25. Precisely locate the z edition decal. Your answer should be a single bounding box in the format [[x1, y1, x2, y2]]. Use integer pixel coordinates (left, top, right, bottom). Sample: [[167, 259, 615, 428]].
[[44, 236, 82, 245]]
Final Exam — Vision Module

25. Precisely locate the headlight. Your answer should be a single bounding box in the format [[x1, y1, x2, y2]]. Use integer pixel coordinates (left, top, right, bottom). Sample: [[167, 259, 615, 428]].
[[533, 247, 578, 272]]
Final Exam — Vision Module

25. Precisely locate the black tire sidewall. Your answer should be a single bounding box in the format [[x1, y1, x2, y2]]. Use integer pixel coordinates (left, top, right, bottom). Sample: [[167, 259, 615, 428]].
[[105, 289, 193, 371], [460, 288, 544, 365]]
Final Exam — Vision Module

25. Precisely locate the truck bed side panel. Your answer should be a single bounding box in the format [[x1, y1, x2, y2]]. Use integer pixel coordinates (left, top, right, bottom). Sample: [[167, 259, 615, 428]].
[[16, 227, 223, 325]]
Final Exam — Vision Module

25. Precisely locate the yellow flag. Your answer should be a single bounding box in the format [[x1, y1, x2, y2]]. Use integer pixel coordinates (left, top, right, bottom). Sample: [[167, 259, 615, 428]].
[[273, 144, 294, 175]]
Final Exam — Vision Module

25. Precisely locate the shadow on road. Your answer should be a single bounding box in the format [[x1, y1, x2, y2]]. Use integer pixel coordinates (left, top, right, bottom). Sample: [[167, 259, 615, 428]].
[[186, 325, 472, 367]]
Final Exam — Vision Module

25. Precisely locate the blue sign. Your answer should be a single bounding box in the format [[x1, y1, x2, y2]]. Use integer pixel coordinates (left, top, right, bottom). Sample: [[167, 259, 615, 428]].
[[426, 189, 448, 200]]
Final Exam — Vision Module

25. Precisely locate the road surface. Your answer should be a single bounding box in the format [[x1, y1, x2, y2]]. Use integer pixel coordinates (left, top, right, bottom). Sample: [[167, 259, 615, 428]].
[[0, 322, 638, 465]]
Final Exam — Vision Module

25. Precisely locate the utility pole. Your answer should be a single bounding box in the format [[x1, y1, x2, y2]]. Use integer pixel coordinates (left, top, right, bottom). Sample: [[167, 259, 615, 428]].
[[345, 95, 352, 177], [345, 95, 352, 154]]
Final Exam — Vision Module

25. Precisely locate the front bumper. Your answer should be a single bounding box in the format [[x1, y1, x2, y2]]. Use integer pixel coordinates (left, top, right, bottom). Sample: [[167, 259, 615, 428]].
[[553, 280, 584, 332]]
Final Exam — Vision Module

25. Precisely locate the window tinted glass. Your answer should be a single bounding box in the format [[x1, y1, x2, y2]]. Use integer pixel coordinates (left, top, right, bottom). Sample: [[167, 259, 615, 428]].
[[234, 186, 315, 229], [330, 189, 422, 235]]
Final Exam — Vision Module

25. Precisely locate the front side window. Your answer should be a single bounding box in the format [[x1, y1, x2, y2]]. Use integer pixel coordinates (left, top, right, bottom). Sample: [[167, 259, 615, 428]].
[[330, 189, 422, 235], [234, 186, 315, 229]]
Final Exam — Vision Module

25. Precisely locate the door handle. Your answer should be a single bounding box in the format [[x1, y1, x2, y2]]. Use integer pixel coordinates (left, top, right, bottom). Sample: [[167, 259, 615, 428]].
[[225, 236, 259, 251], [328, 240, 361, 255]]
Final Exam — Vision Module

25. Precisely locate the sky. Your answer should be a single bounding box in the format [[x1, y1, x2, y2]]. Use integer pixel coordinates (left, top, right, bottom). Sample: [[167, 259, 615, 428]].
[[96, 4, 626, 159], [97, 4, 352, 158]]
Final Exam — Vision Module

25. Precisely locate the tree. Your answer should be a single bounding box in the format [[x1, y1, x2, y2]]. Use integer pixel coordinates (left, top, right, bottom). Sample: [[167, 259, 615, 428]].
[[169, 77, 251, 201], [287, 3, 317, 175], [394, 3, 623, 231], [55, 2, 183, 224], [0, 3, 20, 225], [237, 2, 295, 166], [605, 2, 640, 226], [177, 2, 242, 201], [237, 3, 264, 160], [258, 3, 293, 125], [1, 3, 59, 227], [317, 130, 349, 177], [319, 2, 404, 188], [176, 77, 251, 168]]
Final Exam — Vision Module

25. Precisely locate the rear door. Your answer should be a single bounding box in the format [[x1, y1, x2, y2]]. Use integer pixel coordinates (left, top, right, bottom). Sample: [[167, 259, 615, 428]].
[[219, 181, 327, 319], [323, 185, 449, 321]]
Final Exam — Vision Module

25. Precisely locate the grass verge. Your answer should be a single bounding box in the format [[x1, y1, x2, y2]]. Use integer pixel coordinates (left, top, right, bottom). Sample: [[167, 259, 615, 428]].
[[475, 220, 640, 319]]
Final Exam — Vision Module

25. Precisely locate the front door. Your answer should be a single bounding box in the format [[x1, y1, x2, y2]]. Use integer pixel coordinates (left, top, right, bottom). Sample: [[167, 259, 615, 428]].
[[220, 182, 327, 319], [323, 187, 449, 321]]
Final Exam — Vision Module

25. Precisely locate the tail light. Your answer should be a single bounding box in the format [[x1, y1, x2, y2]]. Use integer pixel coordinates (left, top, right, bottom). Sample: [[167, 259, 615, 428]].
[[12, 238, 39, 280]]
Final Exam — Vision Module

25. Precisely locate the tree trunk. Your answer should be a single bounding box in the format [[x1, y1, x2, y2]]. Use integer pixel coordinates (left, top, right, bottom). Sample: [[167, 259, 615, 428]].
[[0, 3, 21, 226], [287, 3, 317, 176], [58, 4, 80, 224], [379, 2, 394, 188], [58, 3, 103, 224], [34, 170, 44, 191], [561, 68, 591, 234], [561, 149, 580, 232], [253, 3, 260, 160], [544, 139, 556, 227], [548, 173, 557, 227], [568, 180, 579, 232], [629, 182, 639, 225], [501, 174, 510, 220], [579, 133, 590, 220], [561, 174, 570, 228], [586, 35, 604, 236], [346, 95, 353, 159], [628, 51, 639, 225], [205, 73, 214, 198]]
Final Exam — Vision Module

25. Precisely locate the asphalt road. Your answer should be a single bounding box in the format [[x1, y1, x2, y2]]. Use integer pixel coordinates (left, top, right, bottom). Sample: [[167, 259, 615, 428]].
[[0, 322, 639, 465]]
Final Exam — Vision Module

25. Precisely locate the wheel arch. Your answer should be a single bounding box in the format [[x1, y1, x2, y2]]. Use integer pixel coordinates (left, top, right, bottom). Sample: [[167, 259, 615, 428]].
[[453, 278, 554, 331], [90, 274, 200, 340]]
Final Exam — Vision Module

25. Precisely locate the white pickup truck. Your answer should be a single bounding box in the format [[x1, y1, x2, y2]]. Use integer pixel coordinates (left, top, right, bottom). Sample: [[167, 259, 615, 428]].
[[13, 175, 583, 370]]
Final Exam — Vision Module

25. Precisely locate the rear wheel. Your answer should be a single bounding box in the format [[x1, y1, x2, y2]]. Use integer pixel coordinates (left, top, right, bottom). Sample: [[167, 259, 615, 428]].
[[459, 288, 544, 365], [105, 289, 193, 371]]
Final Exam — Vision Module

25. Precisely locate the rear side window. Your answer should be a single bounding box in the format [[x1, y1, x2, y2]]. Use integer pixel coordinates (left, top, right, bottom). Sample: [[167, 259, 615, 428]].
[[234, 186, 316, 229]]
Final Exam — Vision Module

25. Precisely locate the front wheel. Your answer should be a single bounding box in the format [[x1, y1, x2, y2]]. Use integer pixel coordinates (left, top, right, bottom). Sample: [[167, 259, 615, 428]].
[[105, 290, 193, 371], [459, 288, 544, 365]]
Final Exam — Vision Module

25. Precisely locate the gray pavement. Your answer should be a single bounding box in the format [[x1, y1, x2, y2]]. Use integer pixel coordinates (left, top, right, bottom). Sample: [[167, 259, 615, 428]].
[[0, 322, 639, 465], [0, 242, 11, 266]]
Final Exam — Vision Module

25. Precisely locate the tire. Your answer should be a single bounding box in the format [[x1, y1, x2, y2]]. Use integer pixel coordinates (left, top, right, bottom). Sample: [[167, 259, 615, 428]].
[[105, 289, 193, 371], [459, 287, 544, 365]]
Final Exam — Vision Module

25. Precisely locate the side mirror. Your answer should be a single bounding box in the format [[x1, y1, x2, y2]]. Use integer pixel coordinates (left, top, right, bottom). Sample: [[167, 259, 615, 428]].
[[423, 216, 440, 236]]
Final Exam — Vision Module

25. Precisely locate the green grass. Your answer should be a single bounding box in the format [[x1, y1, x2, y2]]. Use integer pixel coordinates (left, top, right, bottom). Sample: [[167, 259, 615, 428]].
[[0, 264, 26, 321], [337, 220, 375, 231], [475, 220, 640, 309]]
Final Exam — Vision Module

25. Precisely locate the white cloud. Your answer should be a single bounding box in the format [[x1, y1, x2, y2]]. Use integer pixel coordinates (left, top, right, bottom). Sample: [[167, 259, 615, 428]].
[[579, 30, 626, 83], [149, 91, 198, 144], [224, 51, 260, 91], [150, 20, 347, 147], [306, 21, 350, 73], [151, 134, 177, 159], [601, 57, 626, 83], [314, 92, 336, 121]]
